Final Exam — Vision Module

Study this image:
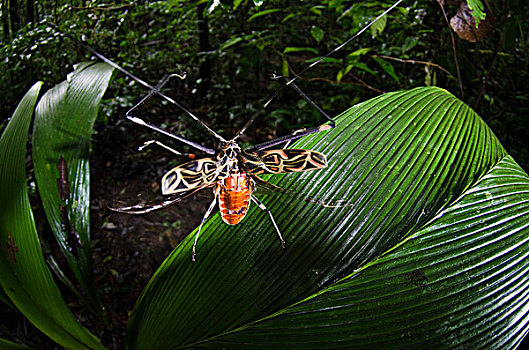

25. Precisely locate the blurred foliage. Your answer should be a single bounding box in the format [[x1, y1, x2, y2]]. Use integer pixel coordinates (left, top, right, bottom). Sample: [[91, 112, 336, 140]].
[[0, 0, 528, 163]]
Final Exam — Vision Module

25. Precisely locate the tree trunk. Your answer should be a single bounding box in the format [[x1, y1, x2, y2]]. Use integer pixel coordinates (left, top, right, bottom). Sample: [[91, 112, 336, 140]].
[[8, 0, 20, 33], [2, 0, 10, 40], [34, 0, 39, 23], [26, 0, 35, 25], [196, 2, 211, 97]]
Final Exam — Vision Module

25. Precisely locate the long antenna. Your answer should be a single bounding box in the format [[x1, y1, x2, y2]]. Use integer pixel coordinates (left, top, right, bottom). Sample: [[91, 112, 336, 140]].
[[47, 22, 227, 143], [233, 0, 404, 140]]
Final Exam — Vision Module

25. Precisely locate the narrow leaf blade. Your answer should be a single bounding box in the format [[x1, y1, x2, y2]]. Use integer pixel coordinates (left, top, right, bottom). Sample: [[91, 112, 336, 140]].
[[0, 82, 104, 349], [32, 62, 114, 312]]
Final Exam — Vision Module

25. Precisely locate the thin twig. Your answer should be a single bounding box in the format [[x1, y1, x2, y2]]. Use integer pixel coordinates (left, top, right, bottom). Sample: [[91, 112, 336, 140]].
[[309, 77, 384, 94], [372, 54, 453, 76], [437, 0, 464, 98], [474, 32, 502, 110], [350, 75, 385, 94], [287, 54, 383, 92], [288, 50, 384, 95]]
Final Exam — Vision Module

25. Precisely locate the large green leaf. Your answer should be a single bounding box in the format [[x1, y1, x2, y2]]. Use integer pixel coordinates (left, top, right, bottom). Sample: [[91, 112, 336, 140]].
[[0, 83, 105, 349], [125, 87, 528, 348], [206, 156, 529, 348], [32, 62, 114, 313]]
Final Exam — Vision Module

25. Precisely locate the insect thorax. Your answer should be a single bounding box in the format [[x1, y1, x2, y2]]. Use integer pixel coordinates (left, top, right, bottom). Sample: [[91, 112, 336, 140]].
[[216, 141, 242, 179]]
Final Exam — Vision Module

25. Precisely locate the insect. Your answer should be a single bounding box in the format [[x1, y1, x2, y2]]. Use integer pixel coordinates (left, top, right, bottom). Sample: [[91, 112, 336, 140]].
[[77, 1, 402, 260], [110, 72, 334, 261]]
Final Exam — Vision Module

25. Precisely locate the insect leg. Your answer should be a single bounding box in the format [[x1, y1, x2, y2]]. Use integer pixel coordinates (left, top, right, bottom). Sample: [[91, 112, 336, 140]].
[[231, 77, 334, 145], [122, 71, 227, 144], [251, 195, 286, 249], [231, 74, 335, 143], [126, 73, 186, 121], [138, 140, 184, 155], [232, 1, 403, 141], [255, 73, 335, 150], [127, 115, 216, 155], [245, 123, 332, 152], [274, 74, 335, 127], [138, 140, 199, 159], [48, 23, 228, 144], [282, 129, 306, 149], [192, 191, 218, 261], [122, 73, 218, 154]]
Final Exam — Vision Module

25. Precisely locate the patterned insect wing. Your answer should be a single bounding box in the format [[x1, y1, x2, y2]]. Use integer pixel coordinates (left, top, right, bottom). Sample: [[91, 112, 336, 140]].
[[162, 158, 218, 194], [243, 149, 327, 174]]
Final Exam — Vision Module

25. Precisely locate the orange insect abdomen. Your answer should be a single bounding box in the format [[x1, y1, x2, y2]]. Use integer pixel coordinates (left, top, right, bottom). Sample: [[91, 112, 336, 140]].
[[218, 172, 252, 225]]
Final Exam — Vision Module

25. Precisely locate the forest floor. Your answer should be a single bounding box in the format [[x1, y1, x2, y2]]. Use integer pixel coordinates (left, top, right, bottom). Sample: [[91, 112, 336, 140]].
[[88, 121, 211, 347]]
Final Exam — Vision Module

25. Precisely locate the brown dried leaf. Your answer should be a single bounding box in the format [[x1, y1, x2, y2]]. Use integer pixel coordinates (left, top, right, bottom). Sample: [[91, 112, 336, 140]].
[[450, 1, 496, 42]]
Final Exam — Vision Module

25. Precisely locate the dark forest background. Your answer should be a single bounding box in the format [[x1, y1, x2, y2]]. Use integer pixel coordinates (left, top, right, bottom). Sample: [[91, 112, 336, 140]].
[[1, 0, 528, 348], [1, 0, 528, 170]]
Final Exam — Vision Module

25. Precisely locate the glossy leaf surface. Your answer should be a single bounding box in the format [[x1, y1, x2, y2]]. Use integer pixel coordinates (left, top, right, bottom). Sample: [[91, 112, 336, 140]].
[[32, 62, 113, 312], [0, 82, 104, 349], [125, 87, 528, 349]]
